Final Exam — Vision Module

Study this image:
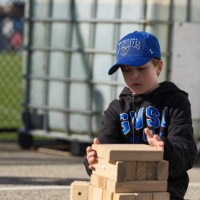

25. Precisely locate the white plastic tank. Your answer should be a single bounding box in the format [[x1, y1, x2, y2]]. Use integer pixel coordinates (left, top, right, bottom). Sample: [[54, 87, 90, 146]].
[[22, 0, 200, 141]]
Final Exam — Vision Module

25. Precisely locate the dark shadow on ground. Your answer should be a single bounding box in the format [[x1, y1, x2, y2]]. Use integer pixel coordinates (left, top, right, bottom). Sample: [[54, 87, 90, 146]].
[[0, 177, 89, 186]]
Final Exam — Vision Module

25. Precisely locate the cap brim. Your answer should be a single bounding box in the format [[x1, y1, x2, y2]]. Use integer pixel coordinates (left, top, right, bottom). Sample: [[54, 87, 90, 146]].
[[108, 56, 152, 75]]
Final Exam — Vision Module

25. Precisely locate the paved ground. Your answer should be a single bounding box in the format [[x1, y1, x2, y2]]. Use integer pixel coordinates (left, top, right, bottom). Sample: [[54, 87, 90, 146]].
[[0, 141, 89, 200], [0, 141, 199, 200]]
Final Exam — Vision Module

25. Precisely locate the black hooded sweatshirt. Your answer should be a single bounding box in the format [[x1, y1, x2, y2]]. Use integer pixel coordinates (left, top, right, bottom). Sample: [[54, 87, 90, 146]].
[[84, 81, 197, 200]]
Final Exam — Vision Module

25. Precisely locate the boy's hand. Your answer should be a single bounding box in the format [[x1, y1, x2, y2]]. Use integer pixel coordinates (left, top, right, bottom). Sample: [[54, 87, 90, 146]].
[[144, 127, 164, 151], [86, 138, 100, 170]]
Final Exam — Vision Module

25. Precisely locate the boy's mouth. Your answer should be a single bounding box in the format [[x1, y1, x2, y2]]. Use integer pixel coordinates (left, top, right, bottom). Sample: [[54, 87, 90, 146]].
[[133, 83, 142, 86]]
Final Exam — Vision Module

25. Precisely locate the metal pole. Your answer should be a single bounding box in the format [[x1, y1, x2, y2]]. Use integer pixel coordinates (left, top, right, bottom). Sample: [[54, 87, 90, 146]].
[[87, 0, 98, 139], [111, 0, 122, 100], [64, 0, 75, 135], [142, 0, 148, 31], [166, 0, 174, 81], [23, 0, 34, 130], [186, 0, 191, 22], [42, 0, 53, 131]]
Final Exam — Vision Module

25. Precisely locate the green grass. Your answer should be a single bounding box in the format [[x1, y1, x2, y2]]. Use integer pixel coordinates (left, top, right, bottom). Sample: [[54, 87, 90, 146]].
[[0, 132, 55, 141], [0, 52, 23, 129], [0, 132, 17, 140]]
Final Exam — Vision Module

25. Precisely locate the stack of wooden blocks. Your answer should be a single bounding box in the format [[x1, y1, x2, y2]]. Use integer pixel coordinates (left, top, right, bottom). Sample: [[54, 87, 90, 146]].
[[70, 144, 169, 200]]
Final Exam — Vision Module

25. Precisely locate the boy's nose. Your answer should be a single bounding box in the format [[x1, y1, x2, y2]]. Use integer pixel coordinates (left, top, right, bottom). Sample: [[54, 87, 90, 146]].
[[130, 70, 139, 79]]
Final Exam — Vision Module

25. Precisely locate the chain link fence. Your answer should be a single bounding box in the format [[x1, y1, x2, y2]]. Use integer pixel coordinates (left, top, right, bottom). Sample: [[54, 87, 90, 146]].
[[0, 0, 24, 133]]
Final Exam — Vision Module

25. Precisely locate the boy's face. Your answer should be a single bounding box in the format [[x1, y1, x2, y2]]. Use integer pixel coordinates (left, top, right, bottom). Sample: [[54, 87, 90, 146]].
[[121, 60, 163, 95]]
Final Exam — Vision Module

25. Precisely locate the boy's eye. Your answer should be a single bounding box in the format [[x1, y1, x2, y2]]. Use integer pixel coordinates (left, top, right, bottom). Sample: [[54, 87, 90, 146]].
[[121, 67, 130, 72], [123, 68, 130, 72], [137, 67, 146, 71]]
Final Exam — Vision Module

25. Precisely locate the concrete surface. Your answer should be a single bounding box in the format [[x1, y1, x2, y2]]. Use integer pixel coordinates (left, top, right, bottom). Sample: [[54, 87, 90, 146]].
[[0, 141, 199, 200]]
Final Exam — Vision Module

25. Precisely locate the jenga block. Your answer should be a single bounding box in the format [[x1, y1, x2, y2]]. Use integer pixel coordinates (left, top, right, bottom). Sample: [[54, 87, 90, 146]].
[[146, 162, 157, 180], [125, 161, 137, 181], [106, 179, 167, 193], [92, 186, 103, 200], [90, 174, 98, 187], [113, 193, 152, 200], [92, 144, 163, 162], [93, 159, 136, 181], [89, 181, 113, 200], [91, 174, 107, 189], [136, 162, 147, 180], [98, 176, 107, 189], [88, 185, 103, 200], [70, 181, 90, 200], [88, 184, 93, 200], [153, 192, 170, 200], [157, 160, 168, 180], [103, 189, 113, 200]]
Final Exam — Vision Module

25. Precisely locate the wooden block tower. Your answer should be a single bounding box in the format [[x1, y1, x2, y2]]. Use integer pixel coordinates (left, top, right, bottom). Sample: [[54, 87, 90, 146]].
[[70, 144, 170, 200]]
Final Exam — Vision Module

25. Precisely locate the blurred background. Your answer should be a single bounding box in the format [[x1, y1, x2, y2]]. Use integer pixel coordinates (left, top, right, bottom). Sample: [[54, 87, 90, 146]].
[[0, 0, 200, 155]]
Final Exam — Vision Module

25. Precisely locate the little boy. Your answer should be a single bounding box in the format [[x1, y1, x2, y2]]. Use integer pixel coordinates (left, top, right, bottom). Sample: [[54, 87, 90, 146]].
[[84, 31, 197, 200]]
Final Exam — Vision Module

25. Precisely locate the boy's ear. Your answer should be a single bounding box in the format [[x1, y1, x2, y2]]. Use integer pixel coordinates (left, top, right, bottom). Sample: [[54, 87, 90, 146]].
[[156, 60, 163, 76]]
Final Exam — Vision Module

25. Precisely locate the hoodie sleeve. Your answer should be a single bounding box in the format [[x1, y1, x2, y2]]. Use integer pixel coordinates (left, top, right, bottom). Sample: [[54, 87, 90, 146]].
[[162, 93, 197, 176], [83, 99, 124, 177]]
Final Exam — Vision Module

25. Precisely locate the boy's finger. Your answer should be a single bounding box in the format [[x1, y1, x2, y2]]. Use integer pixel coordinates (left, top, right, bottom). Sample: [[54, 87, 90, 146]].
[[89, 164, 96, 170], [93, 137, 100, 144], [153, 134, 161, 141], [86, 146, 92, 152], [144, 128, 153, 138]]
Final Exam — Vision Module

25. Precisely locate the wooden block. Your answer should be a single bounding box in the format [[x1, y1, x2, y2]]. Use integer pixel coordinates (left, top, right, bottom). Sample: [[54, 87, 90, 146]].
[[125, 161, 137, 181], [92, 144, 163, 162], [98, 176, 107, 189], [134, 193, 152, 200], [136, 162, 147, 180], [89, 185, 103, 200], [90, 174, 98, 187], [93, 159, 136, 181], [146, 162, 157, 180], [93, 159, 121, 181], [70, 181, 90, 200], [106, 180, 167, 193], [113, 192, 170, 200], [89, 182, 113, 200], [93, 186, 103, 200], [153, 192, 170, 200], [88, 185, 93, 200], [113, 193, 152, 200], [103, 189, 113, 200], [91, 174, 107, 189], [157, 160, 168, 180]]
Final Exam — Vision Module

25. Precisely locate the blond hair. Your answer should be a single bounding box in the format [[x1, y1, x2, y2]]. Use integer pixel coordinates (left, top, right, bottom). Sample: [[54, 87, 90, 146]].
[[151, 58, 161, 67]]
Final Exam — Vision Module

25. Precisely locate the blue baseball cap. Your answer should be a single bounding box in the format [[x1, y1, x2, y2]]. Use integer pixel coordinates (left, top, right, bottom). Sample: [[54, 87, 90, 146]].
[[108, 31, 161, 75]]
